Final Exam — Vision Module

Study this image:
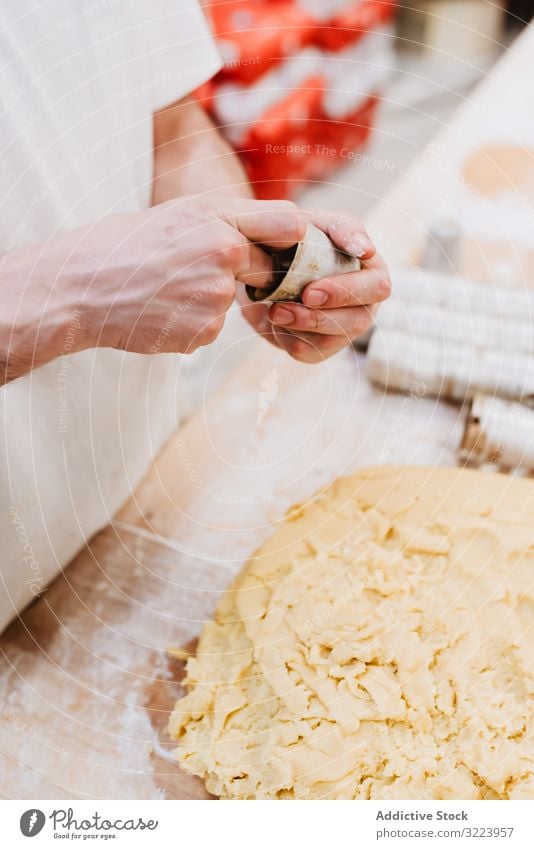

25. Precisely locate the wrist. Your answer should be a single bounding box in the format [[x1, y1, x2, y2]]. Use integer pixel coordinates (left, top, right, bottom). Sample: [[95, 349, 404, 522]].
[[0, 239, 95, 382], [35, 246, 95, 364]]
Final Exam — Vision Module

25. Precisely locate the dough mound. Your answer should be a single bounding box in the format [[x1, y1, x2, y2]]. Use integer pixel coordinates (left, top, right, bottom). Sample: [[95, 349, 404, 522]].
[[169, 466, 534, 799]]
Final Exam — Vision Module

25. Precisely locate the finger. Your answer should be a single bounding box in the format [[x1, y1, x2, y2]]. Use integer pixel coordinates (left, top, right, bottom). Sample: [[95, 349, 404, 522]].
[[226, 199, 306, 249], [237, 244, 274, 288], [237, 289, 282, 348], [269, 302, 374, 338], [301, 255, 391, 309], [306, 208, 376, 259], [272, 327, 346, 363]]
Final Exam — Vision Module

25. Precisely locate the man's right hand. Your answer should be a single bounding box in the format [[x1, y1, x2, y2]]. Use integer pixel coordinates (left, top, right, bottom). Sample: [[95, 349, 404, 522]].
[[1, 197, 306, 382], [86, 197, 306, 355]]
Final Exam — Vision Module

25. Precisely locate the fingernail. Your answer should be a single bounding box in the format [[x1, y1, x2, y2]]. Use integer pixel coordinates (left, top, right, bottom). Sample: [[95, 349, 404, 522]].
[[272, 307, 294, 326], [305, 289, 327, 307], [348, 238, 370, 258]]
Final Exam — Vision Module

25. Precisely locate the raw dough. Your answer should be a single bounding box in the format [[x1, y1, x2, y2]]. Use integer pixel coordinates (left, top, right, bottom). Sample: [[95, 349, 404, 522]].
[[169, 466, 534, 799]]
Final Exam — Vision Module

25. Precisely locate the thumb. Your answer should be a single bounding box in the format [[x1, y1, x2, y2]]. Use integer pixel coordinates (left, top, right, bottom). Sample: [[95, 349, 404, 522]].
[[223, 198, 307, 250]]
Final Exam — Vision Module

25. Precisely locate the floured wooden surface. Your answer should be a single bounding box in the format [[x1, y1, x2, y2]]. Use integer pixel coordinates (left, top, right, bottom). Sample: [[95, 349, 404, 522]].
[[1, 26, 534, 799], [0, 350, 462, 799]]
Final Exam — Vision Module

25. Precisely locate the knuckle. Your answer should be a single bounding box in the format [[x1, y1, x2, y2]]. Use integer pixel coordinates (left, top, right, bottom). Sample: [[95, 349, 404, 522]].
[[325, 209, 357, 228], [185, 338, 202, 354], [305, 347, 324, 364], [348, 216, 363, 232], [337, 285, 353, 308], [291, 208, 307, 242], [326, 279, 352, 307], [351, 310, 372, 337], [196, 327, 212, 347], [212, 314, 226, 337], [202, 327, 218, 346], [212, 276, 236, 308], [199, 315, 224, 345], [376, 272, 392, 301], [304, 308, 320, 331], [214, 232, 245, 268], [274, 200, 306, 242], [289, 337, 314, 362]]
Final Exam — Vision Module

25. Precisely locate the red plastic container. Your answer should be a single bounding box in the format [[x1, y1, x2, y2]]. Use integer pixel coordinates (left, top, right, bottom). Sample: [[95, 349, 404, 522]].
[[196, 0, 397, 198]]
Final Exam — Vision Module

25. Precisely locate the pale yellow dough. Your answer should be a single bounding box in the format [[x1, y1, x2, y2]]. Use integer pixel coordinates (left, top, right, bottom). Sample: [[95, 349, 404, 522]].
[[169, 466, 534, 799]]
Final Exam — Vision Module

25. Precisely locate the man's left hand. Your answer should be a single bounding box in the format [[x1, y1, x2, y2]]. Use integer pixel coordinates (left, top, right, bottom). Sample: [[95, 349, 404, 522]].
[[239, 209, 391, 364]]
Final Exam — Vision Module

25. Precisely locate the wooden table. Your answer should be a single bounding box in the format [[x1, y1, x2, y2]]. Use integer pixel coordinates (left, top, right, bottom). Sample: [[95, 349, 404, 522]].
[[2, 26, 534, 800]]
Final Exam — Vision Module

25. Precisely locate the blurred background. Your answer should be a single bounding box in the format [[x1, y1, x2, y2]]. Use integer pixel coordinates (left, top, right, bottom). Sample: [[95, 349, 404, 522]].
[[181, 0, 533, 413], [196, 0, 529, 212]]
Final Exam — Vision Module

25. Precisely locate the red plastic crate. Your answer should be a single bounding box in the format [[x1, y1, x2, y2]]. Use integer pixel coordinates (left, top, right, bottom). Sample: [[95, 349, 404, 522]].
[[196, 1, 397, 198], [242, 93, 379, 199], [315, 0, 397, 52], [207, 0, 317, 85]]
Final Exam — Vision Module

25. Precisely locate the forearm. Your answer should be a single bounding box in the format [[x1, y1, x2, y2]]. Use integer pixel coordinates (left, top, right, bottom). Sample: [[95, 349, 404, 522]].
[[0, 232, 97, 384], [152, 96, 253, 204]]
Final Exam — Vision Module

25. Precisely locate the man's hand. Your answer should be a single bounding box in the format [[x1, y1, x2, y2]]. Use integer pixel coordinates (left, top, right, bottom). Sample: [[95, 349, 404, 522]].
[[151, 97, 390, 365], [1, 190, 388, 384], [0, 196, 305, 382], [88, 196, 308, 356], [239, 209, 391, 364]]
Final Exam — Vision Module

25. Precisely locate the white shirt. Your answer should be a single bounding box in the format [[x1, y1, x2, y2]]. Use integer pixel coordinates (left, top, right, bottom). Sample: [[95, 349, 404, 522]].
[[0, 0, 221, 632]]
